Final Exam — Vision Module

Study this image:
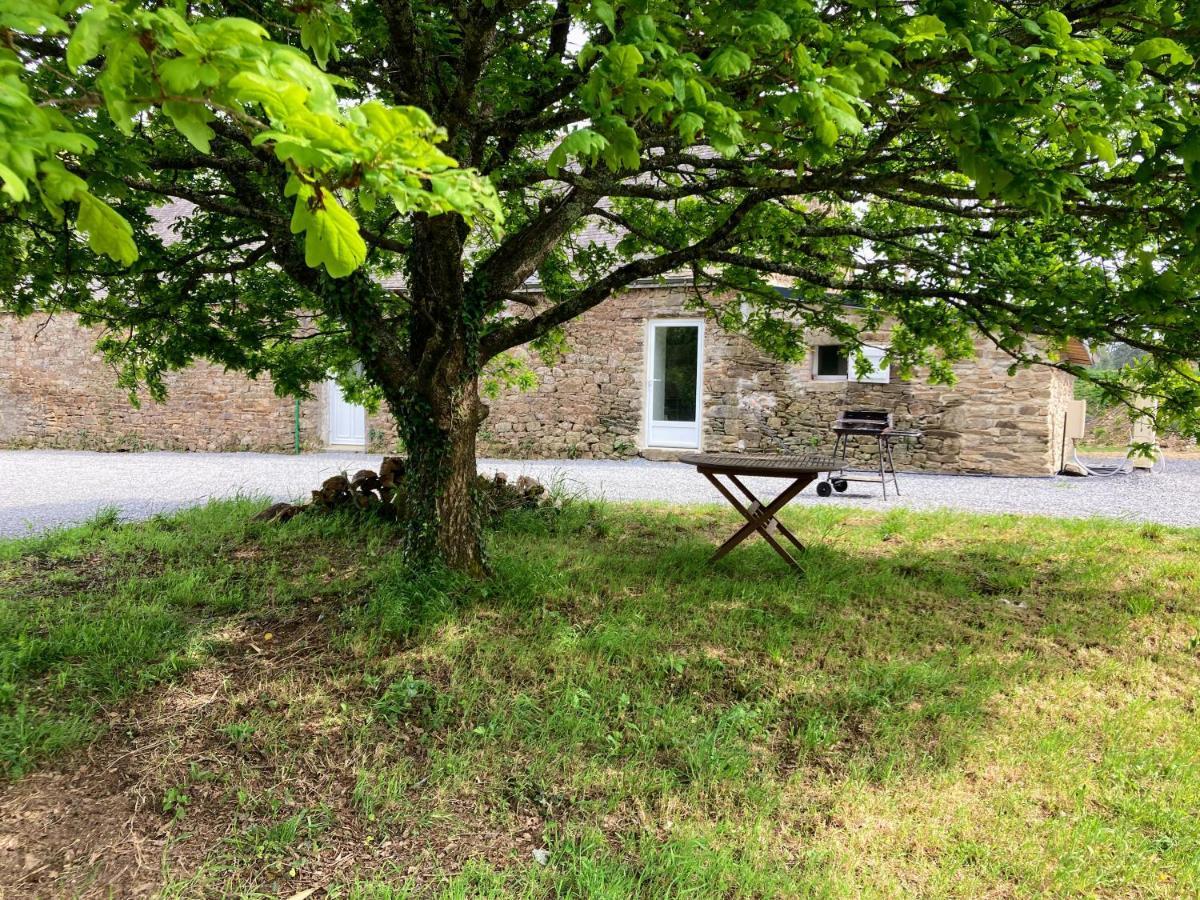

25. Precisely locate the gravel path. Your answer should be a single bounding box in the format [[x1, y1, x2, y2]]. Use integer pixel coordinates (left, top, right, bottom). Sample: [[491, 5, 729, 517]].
[[0, 449, 1197, 538]]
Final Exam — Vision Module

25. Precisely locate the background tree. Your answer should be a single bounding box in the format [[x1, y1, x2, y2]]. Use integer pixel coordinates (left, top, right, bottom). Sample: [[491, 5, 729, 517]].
[[3, 0, 1199, 574]]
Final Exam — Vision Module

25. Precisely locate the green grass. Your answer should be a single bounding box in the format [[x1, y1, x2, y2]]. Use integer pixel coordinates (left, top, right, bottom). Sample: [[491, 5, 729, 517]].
[[1, 498, 1199, 897]]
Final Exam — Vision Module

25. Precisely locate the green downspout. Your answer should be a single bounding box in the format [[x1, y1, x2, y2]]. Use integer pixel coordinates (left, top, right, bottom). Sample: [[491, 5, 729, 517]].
[[293, 397, 301, 455]]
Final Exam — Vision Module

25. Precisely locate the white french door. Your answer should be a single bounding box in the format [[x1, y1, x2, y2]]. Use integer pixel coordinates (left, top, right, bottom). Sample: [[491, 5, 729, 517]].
[[646, 319, 704, 449], [327, 379, 366, 446]]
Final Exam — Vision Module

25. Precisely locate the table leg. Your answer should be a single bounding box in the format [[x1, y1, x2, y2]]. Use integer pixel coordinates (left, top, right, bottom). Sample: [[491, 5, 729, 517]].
[[886, 439, 900, 496], [701, 471, 814, 569], [878, 435, 888, 500], [726, 474, 807, 555]]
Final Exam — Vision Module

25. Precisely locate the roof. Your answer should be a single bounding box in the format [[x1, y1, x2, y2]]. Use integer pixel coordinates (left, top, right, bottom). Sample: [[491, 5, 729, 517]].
[[148, 200, 196, 243], [1063, 339, 1093, 366]]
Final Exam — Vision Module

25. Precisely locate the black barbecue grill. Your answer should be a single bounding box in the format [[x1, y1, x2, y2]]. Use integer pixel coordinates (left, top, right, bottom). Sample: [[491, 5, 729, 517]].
[[818, 409, 922, 499]]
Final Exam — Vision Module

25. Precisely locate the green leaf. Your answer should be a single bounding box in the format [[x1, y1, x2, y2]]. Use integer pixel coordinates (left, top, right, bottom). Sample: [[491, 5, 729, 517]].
[[1132, 38, 1193, 68], [547, 128, 609, 175], [163, 101, 215, 153], [593, 0, 616, 35], [626, 14, 655, 42], [746, 10, 791, 41], [1179, 133, 1200, 183], [206, 17, 269, 43], [606, 44, 643, 81], [75, 192, 137, 266], [902, 15, 946, 44], [824, 96, 864, 135], [299, 13, 335, 69], [595, 116, 640, 170], [96, 36, 148, 133], [292, 193, 366, 278], [153, 8, 201, 51], [66, 3, 112, 72], [814, 114, 837, 147], [676, 112, 705, 144], [227, 72, 309, 118], [0, 0, 67, 33], [1085, 133, 1117, 166], [159, 57, 204, 94], [37, 160, 87, 206], [705, 47, 752, 79], [1040, 11, 1072, 41], [257, 132, 330, 170], [0, 162, 28, 202]]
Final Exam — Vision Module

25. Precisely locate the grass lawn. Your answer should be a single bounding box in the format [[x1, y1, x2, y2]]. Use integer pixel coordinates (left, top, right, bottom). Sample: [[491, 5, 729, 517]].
[[1, 498, 1198, 898]]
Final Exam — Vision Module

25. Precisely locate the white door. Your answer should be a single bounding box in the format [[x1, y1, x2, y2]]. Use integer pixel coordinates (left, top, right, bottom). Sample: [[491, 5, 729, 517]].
[[646, 320, 704, 449], [327, 379, 366, 446]]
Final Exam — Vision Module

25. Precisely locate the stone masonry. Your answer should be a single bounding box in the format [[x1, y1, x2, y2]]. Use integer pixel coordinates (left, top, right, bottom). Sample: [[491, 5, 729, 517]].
[[475, 288, 1075, 475], [1, 287, 1077, 475], [0, 314, 324, 452]]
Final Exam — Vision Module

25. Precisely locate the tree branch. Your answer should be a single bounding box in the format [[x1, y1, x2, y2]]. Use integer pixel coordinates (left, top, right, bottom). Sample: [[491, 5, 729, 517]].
[[481, 191, 770, 359], [467, 186, 598, 302]]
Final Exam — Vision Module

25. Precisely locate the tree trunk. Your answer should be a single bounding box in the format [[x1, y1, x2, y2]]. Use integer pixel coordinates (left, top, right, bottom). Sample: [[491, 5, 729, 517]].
[[314, 215, 489, 575], [385, 214, 490, 575], [391, 369, 489, 577]]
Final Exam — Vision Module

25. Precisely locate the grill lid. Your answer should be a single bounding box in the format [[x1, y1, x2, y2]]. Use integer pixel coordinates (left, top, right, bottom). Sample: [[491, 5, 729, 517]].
[[833, 408, 893, 433]]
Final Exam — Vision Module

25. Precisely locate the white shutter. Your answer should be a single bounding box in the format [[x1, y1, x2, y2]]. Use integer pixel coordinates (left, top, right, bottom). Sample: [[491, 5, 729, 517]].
[[855, 345, 890, 383]]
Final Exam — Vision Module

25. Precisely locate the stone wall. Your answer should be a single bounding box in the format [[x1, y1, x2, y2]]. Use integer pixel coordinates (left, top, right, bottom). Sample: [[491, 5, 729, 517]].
[[366, 406, 402, 453], [0, 314, 326, 452], [477, 288, 1065, 475], [2, 291, 1070, 475]]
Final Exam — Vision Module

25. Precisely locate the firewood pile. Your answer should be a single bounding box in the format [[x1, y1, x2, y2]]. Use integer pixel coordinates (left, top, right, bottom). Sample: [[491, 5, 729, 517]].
[[476, 471, 550, 517], [253, 456, 551, 524], [310, 455, 406, 512]]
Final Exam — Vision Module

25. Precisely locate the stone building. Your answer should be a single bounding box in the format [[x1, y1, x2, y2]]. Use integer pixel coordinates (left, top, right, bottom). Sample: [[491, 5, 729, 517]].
[[0, 281, 1088, 475], [475, 284, 1087, 475]]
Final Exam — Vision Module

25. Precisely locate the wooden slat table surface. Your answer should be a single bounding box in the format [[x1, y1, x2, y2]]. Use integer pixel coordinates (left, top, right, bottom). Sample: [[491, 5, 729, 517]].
[[678, 453, 841, 478]]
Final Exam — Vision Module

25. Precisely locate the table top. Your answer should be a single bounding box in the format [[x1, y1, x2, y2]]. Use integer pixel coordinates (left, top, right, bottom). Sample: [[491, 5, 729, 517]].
[[678, 452, 841, 477]]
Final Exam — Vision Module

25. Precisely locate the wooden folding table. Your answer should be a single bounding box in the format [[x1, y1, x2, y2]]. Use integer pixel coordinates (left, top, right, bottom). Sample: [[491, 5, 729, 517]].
[[679, 452, 840, 570]]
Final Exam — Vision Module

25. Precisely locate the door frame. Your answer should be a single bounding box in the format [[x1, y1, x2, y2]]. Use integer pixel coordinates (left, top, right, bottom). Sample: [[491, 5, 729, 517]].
[[644, 318, 705, 450], [326, 378, 367, 448]]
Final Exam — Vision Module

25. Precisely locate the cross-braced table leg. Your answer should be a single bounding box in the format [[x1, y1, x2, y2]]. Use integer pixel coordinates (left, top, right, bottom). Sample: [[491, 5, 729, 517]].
[[700, 469, 816, 569], [885, 438, 901, 496]]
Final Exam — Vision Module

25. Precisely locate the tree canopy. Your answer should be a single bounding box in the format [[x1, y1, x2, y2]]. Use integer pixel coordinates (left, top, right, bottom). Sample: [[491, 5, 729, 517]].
[[2, 0, 1199, 570]]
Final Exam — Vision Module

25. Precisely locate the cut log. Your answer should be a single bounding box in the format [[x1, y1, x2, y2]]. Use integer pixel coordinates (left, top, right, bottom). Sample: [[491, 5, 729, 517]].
[[252, 502, 303, 523]]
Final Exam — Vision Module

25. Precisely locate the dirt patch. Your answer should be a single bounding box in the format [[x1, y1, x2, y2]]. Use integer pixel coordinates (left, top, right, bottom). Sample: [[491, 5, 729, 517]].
[[0, 610, 329, 897], [0, 602, 545, 897], [0, 764, 157, 898]]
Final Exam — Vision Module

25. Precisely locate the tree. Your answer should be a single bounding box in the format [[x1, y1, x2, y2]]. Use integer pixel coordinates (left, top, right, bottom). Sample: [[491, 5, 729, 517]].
[[2, 0, 1199, 574]]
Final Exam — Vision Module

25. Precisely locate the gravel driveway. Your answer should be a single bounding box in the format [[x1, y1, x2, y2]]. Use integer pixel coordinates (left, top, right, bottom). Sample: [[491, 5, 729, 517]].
[[0, 449, 1197, 538]]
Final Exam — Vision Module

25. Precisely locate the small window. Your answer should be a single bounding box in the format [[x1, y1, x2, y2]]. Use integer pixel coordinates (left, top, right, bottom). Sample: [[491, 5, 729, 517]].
[[813, 344, 891, 383], [815, 345, 849, 378]]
